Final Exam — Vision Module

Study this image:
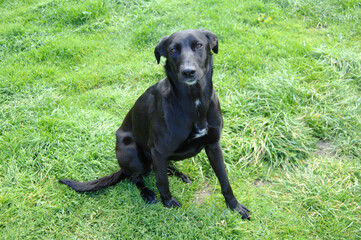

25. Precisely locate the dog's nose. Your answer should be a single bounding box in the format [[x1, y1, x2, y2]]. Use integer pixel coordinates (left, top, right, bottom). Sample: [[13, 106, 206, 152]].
[[182, 67, 196, 78]]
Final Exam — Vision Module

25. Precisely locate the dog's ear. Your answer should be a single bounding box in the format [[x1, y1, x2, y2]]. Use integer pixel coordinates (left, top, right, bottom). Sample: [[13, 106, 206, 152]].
[[201, 30, 218, 54], [155, 36, 169, 64]]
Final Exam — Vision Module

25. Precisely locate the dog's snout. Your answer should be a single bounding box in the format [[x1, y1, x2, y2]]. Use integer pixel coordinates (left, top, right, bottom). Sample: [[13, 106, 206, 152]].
[[182, 67, 196, 78]]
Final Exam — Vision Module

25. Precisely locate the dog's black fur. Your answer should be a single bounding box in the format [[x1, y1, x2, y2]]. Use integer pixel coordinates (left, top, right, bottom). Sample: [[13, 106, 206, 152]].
[[59, 29, 250, 219]]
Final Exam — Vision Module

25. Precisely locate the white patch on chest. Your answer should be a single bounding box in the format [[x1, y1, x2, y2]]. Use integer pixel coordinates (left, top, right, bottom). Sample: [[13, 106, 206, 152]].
[[193, 128, 208, 139], [192, 99, 206, 139], [195, 99, 201, 108]]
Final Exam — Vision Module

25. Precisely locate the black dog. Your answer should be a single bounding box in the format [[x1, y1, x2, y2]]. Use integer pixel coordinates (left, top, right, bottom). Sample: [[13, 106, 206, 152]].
[[59, 29, 250, 219]]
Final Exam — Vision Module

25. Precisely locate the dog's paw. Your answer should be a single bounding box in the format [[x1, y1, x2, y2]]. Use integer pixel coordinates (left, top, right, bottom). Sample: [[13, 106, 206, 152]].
[[162, 197, 181, 208], [141, 188, 157, 204], [232, 203, 251, 220], [178, 173, 191, 184]]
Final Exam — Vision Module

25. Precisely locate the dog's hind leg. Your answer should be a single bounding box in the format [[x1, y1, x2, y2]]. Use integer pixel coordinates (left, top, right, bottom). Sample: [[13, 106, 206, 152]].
[[167, 165, 191, 184], [130, 176, 157, 204], [115, 130, 157, 203]]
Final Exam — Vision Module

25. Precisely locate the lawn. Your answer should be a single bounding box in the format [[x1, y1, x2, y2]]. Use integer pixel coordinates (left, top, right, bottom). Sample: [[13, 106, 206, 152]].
[[1, 0, 360, 239]]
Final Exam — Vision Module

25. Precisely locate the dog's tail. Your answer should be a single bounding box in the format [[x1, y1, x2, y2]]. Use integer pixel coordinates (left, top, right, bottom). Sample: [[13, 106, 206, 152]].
[[59, 170, 126, 192]]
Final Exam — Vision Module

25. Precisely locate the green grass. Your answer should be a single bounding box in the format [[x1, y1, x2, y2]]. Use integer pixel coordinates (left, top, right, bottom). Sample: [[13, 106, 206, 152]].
[[1, 0, 360, 239]]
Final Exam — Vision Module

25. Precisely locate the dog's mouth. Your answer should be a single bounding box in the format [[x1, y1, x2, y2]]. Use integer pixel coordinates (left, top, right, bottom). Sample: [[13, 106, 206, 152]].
[[179, 71, 205, 86], [184, 78, 198, 86]]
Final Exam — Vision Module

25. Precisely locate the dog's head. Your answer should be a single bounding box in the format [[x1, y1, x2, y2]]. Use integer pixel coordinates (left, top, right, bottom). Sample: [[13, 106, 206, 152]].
[[155, 29, 218, 86]]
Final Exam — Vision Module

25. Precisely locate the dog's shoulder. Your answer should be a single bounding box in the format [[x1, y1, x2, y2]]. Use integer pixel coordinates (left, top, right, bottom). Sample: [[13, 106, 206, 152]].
[[156, 78, 172, 98]]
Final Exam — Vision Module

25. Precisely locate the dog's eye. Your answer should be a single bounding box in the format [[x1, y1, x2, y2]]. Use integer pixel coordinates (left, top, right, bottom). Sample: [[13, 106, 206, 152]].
[[170, 48, 177, 53], [196, 43, 203, 49]]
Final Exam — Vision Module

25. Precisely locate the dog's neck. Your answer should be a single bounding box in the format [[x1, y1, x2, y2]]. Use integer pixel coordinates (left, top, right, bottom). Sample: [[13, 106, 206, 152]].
[[163, 57, 214, 132]]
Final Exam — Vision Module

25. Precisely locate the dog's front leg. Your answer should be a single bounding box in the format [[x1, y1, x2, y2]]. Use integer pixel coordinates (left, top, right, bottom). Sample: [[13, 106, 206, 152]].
[[205, 142, 250, 219], [151, 149, 181, 208]]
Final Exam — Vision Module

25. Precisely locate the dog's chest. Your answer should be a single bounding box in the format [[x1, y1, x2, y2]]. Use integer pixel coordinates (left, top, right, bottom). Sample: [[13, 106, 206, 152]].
[[170, 98, 220, 160], [192, 98, 208, 139]]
